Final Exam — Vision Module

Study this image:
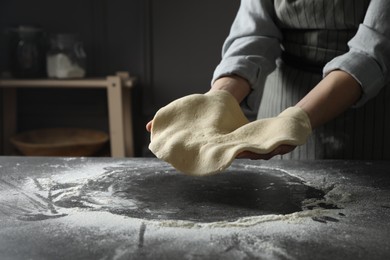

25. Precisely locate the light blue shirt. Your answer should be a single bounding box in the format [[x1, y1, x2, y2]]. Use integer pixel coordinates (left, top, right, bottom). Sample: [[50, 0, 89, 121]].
[[212, 0, 390, 108]]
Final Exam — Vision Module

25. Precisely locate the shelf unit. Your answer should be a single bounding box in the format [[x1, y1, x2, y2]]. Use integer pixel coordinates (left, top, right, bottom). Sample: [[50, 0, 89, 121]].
[[0, 72, 136, 157]]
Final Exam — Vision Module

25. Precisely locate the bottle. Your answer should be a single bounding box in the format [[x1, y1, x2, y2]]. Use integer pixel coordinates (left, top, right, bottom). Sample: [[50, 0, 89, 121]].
[[46, 33, 86, 79]]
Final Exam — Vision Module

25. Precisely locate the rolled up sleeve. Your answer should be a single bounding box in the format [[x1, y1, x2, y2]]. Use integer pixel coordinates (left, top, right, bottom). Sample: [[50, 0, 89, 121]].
[[323, 0, 390, 106], [212, 0, 282, 112]]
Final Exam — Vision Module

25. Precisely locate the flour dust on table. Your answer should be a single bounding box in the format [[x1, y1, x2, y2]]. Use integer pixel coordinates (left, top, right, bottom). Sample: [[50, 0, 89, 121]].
[[1, 158, 390, 260], [0, 160, 342, 225]]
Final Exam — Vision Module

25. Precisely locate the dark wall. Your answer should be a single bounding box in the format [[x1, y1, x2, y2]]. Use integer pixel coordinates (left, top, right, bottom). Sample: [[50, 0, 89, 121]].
[[0, 0, 239, 156], [0, 0, 145, 76], [141, 0, 239, 155], [146, 0, 239, 112]]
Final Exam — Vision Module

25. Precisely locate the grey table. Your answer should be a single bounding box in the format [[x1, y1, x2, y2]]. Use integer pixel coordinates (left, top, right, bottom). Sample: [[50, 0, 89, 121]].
[[0, 157, 389, 260]]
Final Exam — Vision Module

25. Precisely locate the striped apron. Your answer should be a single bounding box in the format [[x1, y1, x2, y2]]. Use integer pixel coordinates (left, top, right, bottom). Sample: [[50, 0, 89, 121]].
[[258, 0, 390, 159]]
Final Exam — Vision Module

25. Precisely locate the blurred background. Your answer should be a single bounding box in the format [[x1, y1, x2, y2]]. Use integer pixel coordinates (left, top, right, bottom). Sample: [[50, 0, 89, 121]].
[[0, 0, 239, 157]]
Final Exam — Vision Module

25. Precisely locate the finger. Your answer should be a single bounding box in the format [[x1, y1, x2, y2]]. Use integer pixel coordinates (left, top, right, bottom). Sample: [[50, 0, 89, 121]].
[[146, 120, 153, 132]]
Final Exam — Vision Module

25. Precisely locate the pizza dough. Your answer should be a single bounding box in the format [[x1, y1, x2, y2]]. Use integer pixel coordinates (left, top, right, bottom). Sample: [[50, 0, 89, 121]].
[[149, 90, 311, 176]]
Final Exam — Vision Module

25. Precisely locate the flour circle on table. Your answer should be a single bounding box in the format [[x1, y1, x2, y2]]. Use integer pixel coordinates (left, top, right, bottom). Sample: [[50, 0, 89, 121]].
[[21, 164, 332, 223]]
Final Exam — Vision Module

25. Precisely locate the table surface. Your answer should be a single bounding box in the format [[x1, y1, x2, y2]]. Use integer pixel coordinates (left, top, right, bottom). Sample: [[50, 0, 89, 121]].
[[0, 157, 389, 260]]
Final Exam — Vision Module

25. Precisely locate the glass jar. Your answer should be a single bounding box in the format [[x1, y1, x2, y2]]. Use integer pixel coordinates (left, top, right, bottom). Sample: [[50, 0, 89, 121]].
[[7, 26, 46, 78], [46, 33, 86, 79]]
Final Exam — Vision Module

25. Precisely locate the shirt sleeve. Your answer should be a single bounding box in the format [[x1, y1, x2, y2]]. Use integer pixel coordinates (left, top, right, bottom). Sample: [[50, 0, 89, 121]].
[[323, 0, 390, 106], [211, 0, 282, 113]]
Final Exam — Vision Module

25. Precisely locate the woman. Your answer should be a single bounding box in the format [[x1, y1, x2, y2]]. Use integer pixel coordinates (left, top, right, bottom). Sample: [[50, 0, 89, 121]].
[[210, 0, 390, 160], [148, 0, 390, 161]]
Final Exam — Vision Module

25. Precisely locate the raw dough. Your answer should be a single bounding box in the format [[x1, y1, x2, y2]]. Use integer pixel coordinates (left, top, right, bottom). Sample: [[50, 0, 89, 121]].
[[149, 90, 311, 176]]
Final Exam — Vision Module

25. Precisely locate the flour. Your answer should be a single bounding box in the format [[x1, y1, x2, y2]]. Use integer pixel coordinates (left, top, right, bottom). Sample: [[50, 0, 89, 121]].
[[324, 185, 353, 204], [47, 53, 85, 78], [0, 159, 361, 231], [2, 158, 390, 260], [3, 161, 390, 260], [1, 160, 356, 230], [156, 209, 326, 229]]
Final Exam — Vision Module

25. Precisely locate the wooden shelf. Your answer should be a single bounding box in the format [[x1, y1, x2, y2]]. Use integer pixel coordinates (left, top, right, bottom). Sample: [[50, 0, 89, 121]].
[[0, 76, 135, 88], [0, 72, 136, 157]]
